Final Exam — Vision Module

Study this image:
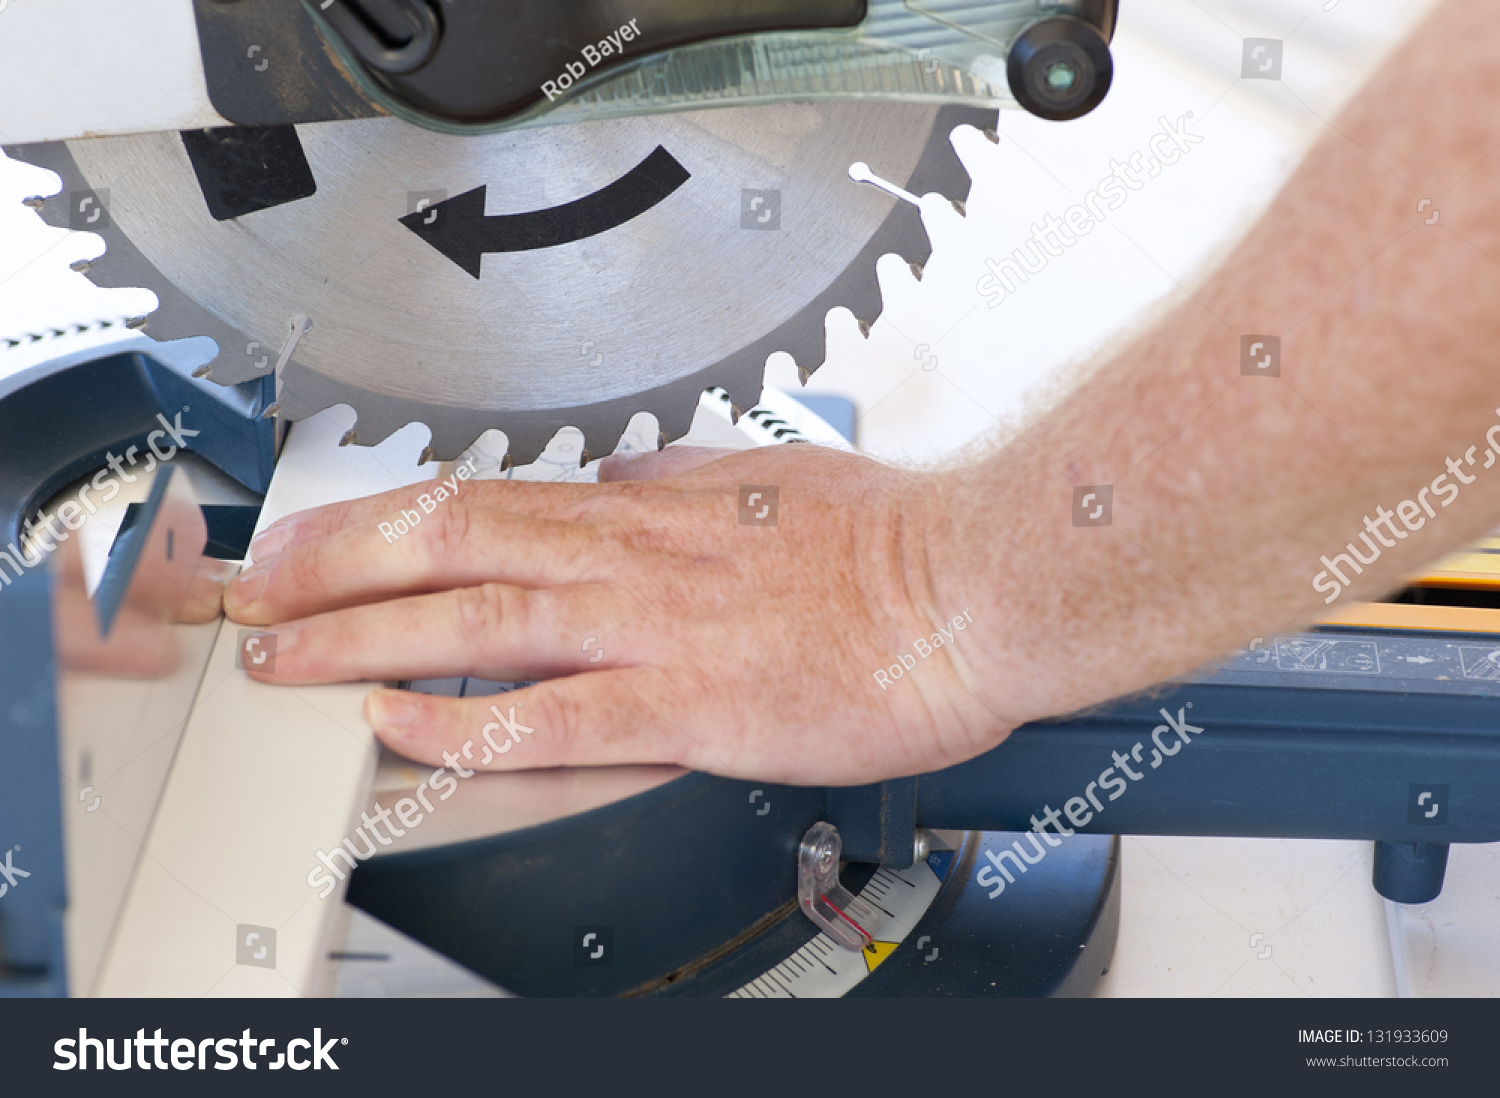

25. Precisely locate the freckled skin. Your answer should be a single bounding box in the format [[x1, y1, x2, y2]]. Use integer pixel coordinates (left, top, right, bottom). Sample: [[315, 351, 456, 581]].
[[227, 445, 1004, 784]]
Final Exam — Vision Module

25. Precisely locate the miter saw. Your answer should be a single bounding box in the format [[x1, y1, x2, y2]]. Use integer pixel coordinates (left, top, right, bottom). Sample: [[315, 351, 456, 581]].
[[3, 0, 1118, 464], [4, 0, 1500, 1002]]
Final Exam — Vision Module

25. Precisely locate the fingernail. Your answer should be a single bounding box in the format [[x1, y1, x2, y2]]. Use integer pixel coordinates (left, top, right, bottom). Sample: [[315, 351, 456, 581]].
[[249, 521, 295, 563], [228, 564, 267, 610], [367, 690, 425, 732]]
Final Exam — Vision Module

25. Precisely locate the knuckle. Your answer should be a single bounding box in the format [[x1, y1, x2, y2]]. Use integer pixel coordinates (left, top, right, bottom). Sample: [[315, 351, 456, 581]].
[[613, 521, 674, 555], [564, 480, 658, 523], [275, 543, 324, 606], [536, 689, 584, 758], [419, 503, 474, 563], [558, 494, 624, 525], [450, 582, 525, 647]]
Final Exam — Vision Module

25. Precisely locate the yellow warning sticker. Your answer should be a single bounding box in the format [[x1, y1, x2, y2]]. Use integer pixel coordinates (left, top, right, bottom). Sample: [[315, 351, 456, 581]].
[[862, 940, 899, 974]]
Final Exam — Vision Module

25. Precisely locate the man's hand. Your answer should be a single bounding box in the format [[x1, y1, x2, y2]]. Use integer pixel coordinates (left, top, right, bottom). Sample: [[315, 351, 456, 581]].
[[224, 445, 1016, 784]]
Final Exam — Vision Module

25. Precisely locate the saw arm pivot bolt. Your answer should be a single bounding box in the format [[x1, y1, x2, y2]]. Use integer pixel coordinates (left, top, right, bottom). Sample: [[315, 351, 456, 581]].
[[1006, 16, 1114, 121], [797, 822, 882, 951]]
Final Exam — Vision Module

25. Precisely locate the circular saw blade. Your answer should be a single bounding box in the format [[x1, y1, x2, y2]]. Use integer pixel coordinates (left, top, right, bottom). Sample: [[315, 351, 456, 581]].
[[13, 104, 987, 464]]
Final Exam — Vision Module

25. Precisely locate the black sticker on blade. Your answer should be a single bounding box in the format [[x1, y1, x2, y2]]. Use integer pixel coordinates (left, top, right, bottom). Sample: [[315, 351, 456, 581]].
[[179, 124, 317, 221]]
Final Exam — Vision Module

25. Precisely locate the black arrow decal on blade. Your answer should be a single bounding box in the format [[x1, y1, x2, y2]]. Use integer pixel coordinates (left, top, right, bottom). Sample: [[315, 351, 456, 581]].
[[399, 145, 691, 278]]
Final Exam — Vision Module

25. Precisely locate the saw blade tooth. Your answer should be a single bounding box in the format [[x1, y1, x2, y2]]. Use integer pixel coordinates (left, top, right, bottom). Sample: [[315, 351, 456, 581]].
[[778, 107, 989, 385], [275, 388, 336, 422], [652, 397, 700, 446], [700, 386, 748, 424], [507, 442, 546, 468], [500, 433, 547, 470], [342, 407, 415, 449], [906, 106, 991, 211], [841, 261, 887, 334], [7, 142, 244, 378], [421, 420, 520, 466], [424, 420, 526, 467], [547, 427, 588, 470], [758, 303, 829, 388], [585, 418, 631, 462], [2, 150, 164, 356], [422, 426, 487, 465], [719, 366, 764, 418], [154, 315, 228, 361], [140, 307, 227, 362]]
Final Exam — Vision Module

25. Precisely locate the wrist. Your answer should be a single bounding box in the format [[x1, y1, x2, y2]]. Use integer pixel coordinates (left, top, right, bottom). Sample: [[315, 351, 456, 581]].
[[904, 465, 1051, 730]]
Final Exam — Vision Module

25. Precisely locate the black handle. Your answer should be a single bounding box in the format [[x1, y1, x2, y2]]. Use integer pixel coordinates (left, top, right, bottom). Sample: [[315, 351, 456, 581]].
[[318, 0, 868, 124]]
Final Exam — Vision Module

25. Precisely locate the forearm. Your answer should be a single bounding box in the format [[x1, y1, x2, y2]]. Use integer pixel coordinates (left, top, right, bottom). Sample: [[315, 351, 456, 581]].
[[929, 0, 1500, 724]]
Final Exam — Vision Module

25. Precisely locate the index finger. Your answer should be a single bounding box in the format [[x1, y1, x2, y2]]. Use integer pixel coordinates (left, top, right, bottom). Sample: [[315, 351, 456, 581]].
[[248, 475, 607, 562]]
